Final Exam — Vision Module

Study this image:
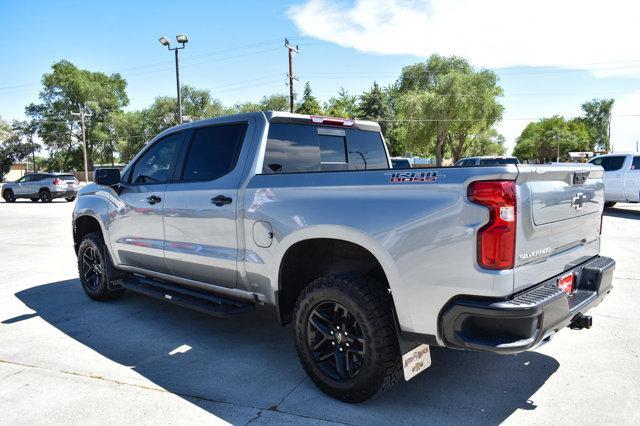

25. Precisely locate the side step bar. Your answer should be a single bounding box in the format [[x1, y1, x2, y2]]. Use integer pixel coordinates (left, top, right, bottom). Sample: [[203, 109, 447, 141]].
[[120, 276, 254, 318]]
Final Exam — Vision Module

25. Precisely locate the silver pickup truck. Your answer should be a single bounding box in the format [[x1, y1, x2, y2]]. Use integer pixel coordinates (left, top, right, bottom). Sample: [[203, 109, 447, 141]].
[[72, 111, 615, 402]]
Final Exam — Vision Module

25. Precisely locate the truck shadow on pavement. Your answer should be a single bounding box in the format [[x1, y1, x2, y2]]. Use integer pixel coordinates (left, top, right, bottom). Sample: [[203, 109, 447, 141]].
[[604, 206, 640, 220], [11, 279, 559, 425]]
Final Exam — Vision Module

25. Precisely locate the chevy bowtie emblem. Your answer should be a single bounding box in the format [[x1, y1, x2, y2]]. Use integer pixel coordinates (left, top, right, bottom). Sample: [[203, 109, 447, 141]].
[[571, 193, 586, 210]]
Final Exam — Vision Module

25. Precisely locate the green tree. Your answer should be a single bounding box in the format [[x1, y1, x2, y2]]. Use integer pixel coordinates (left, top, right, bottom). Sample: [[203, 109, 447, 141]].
[[26, 60, 128, 171], [296, 82, 323, 115], [0, 117, 36, 180], [580, 98, 614, 151], [358, 82, 405, 155], [113, 85, 225, 162], [325, 87, 358, 118], [513, 116, 590, 162], [396, 55, 504, 165], [466, 128, 506, 157], [259, 94, 290, 111]]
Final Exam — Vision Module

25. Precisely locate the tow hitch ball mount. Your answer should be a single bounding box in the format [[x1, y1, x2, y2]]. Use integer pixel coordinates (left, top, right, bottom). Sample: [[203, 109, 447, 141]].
[[570, 313, 593, 330]]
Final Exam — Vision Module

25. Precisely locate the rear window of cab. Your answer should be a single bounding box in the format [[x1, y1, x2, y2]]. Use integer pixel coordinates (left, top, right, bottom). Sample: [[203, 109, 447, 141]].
[[262, 123, 389, 174]]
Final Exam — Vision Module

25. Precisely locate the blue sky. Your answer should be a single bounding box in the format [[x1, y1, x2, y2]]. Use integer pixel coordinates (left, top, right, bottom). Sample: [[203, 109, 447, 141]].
[[1, 0, 639, 153]]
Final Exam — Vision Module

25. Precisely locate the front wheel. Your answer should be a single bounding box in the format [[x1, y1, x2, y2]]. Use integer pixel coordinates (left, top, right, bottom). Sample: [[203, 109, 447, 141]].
[[3, 189, 16, 203], [293, 272, 402, 403], [77, 232, 125, 301], [65, 196, 76, 202]]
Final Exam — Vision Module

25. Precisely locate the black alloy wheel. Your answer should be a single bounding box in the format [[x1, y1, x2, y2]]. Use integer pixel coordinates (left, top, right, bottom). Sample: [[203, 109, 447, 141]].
[[40, 189, 52, 203], [3, 190, 16, 203], [307, 301, 366, 380], [80, 246, 104, 291]]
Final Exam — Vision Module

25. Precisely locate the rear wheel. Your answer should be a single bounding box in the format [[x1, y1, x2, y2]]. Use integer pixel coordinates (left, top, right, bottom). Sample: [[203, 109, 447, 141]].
[[604, 201, 616, 208], [65, 196, 76, 202], [293, 272, 401, 403], [39, 189, 52, 203], [77, 232, 125, 301], [3, 189, 16, 203]]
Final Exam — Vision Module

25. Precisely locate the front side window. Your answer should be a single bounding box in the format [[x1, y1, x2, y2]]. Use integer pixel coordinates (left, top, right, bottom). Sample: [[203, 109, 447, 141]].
[[130, 132, 183, 184], [262, 123, 389, 174], [182, 123, 247, 181], [631, 156, 640, 170], [589, 156, 626, 172]]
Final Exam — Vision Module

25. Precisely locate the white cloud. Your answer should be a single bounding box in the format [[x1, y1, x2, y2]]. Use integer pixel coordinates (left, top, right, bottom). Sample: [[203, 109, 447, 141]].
[[288, 0, 640, 75]]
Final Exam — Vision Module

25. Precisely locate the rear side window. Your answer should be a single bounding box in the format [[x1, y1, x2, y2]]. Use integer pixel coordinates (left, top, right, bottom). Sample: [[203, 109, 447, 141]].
[[182, 123, 247, 181], [262, 123, 388, 174], [632, 156, 640, 170], [590, 156, 626, 172]]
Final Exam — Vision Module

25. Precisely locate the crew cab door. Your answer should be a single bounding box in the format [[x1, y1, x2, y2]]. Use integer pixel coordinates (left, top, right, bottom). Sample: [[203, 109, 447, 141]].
[[162, 121, 250, 288], [108, 131, 185, 274], [623, 155, 640, 202], [589, 155, 627, 201]]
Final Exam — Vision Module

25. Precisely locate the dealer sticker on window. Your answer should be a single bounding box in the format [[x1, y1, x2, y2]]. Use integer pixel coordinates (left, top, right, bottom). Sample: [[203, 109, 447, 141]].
[[402, 344, 431, 381]]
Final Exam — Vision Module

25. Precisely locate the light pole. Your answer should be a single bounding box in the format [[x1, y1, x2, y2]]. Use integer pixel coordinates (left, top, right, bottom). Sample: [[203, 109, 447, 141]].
[[159, 34, 188, 124]]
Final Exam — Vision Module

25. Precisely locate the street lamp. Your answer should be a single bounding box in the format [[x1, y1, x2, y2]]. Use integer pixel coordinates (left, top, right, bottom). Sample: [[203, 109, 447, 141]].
[[158, 34, 189, 124]]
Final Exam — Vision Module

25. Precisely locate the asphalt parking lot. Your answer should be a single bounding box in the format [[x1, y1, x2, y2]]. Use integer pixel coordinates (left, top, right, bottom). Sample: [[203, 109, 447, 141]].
[[0, 199, 639, 425]]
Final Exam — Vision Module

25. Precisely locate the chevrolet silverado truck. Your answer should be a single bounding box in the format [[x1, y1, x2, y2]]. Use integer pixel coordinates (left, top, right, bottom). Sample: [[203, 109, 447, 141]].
[[72, 111, 615, 403]]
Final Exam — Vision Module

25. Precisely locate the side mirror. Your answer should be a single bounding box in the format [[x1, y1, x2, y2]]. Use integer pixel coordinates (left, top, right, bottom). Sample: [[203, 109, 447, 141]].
[[94, 168, 121, 186]]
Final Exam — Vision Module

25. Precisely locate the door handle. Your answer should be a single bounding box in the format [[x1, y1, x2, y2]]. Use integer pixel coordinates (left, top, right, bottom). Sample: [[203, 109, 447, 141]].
[[211, 195, 232, 206], [146, 195, 162, 205]]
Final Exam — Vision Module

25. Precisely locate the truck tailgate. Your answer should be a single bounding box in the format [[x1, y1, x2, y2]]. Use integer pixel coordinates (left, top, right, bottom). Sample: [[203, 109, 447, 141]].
[[514, 164, 604, 292]]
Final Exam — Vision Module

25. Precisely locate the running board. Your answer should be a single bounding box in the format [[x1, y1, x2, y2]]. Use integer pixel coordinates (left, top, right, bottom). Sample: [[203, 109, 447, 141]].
[[121, 276, 254, 318]]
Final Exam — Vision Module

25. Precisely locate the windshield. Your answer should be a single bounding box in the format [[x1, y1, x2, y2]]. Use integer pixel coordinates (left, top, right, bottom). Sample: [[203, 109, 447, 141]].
[[589, 156, 625, 172], [391, 159, 411, 169]]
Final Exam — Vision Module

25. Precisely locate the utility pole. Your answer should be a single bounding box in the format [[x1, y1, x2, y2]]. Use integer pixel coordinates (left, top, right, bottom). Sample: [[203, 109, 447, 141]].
[[71, 105, 92, 182], [285, 38, 299, 113]]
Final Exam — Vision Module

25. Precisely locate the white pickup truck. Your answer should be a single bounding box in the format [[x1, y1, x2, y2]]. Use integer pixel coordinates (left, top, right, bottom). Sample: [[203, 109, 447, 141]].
[[589, 153, 640, 207]]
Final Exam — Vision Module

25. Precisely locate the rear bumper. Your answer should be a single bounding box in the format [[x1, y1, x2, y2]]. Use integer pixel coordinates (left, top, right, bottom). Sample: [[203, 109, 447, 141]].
[[440, 256, 615, 354], [52, 189, 78, 198]]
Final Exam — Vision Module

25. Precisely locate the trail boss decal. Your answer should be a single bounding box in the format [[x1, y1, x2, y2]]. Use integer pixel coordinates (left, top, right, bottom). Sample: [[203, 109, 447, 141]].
[[387, 170, 442, 183]]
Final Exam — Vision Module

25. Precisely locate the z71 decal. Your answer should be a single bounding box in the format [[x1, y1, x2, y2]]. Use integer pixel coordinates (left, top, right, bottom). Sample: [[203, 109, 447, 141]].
[[387, 170, 442, 183]]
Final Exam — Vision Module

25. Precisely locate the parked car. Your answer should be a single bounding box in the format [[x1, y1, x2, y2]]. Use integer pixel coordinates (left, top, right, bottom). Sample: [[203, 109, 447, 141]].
[[391, 157, 412, 169], [2, 172, 79, 203], [72, 112, 614, 402], [455, 156, 519, 166], [588, 153, 640, 207]]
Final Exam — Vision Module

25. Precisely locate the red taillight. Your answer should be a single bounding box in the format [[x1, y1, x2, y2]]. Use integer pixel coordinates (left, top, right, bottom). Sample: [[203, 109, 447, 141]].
[[53, 178, 60, 185], [310, 116, 355, 127], [467, 181, 517, 270]]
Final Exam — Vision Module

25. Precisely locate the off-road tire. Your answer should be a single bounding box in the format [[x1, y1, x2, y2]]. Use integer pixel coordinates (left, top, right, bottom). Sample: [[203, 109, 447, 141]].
[[30, 197, 39, 202], [604, 201, 616, 208], [293, 272, 402, 403], [77, 231, 125, 301], [3, 189, 16, 203], [65, 196, 76, 202], [39, 189, 52, 203]]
